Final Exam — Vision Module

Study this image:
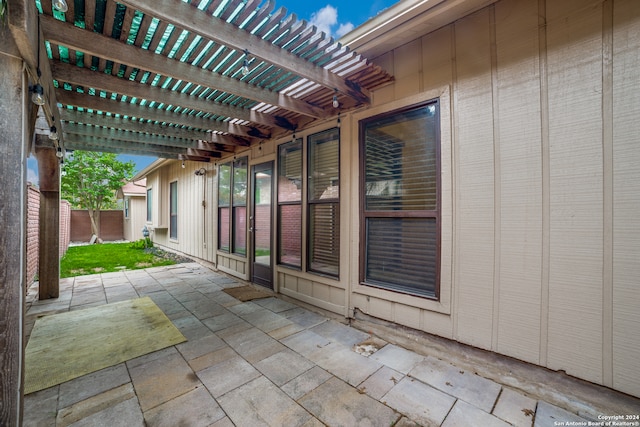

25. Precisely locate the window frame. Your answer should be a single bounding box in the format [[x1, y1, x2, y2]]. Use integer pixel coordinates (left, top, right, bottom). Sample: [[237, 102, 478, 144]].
[[358, 99, 441, 300], [146, 188, 152, 222], [169, 180, 178, 240], [306, 128, 340, 278], [277, 138, 303, 269], [217, 157, 248, 256]]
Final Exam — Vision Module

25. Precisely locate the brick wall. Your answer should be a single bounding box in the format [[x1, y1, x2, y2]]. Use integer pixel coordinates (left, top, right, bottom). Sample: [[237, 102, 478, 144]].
[[26, 185, 40, 287], [60, 200, 71, 254], [70, 210, 124, 242], [25, 185, 71, 289]]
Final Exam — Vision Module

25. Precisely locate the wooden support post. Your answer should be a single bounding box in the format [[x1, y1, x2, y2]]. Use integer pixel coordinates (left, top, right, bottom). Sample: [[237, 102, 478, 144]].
[[0, 30, 27, 427], [35, 145, 61, 300]]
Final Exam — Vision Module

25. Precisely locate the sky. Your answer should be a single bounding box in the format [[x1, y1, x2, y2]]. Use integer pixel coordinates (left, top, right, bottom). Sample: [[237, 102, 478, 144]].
[[26, 0, 400, 185], [275, 0, 400, 39]]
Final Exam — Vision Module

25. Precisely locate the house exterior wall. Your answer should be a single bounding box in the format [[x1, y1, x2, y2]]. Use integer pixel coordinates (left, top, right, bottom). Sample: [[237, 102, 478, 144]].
[[142, 0, 640, 398], [147, 162, 217, 265], [123, 196, 147, 242], [347, 0, 639, 397]]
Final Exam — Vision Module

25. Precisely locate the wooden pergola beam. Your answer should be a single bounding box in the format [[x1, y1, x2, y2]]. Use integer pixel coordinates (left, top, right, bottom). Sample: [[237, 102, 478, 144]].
[[7, 0, 64, 148], [64, 134, 221, 159], [41, 15, 327, 120], [51, 61, 283, 129], [118, 0, 371, 105], [61, 110, 250, 147], [56, 90, 270, 139]]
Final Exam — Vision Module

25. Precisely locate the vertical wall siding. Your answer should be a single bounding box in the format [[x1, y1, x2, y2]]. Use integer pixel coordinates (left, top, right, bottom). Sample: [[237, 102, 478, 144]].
[[452, 9, 496, 350], [494, 0, 543, 365], [612, 0, 640, 397], [545, 0, 604, 385], [151, 161, 217, 264], [363, 0, 640, 394]]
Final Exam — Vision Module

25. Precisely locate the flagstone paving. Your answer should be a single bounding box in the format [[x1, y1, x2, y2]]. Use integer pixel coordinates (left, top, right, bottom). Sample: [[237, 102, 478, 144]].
[[24, 262, 640, 426]]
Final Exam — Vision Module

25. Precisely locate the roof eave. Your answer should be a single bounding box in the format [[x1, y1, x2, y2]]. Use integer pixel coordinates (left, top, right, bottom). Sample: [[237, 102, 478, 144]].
[[340, 0, 499, 58]]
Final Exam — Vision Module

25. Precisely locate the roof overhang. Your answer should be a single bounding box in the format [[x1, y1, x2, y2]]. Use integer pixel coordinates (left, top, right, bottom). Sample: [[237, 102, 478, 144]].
[[342, 0, 500, 58]]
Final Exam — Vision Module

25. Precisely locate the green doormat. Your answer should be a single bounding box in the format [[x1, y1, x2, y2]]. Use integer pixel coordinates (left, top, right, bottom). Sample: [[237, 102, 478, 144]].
[[25, 297, 186, 394]]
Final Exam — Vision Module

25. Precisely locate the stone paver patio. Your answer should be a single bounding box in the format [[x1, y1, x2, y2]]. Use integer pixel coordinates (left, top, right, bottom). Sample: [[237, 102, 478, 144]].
[[23, 263, 640, 426]]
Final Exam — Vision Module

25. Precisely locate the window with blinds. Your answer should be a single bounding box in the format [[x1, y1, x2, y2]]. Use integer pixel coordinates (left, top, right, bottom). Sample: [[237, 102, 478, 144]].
[[308, 128, 340, 277], [170, 181, 178, 240], [278, 139, 302, 268], [360, 101, 440, 298]]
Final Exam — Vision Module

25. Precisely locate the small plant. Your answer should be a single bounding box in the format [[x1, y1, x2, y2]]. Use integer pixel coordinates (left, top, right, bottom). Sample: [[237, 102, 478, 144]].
[[130, 237, 153, 249]]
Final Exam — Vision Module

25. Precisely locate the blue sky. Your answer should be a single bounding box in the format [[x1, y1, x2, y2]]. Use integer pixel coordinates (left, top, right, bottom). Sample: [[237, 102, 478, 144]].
[[26, 0, 400, 185], [276, 0, 400, 39]]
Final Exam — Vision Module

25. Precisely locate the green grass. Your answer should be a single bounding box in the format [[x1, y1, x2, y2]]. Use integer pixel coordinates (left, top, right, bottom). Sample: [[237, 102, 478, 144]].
[[60, 243, 176, 278]]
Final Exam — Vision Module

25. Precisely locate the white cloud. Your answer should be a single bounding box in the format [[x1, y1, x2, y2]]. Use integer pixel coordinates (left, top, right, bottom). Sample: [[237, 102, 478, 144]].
[[310, 5, 353, 39], [336, 22, 354, 37], [27, 167, 39, 186], [26, 157, 39, 186]]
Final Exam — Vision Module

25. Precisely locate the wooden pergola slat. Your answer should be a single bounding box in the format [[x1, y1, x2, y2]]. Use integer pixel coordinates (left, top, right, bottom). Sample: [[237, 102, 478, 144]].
[[41, 15, 327, 120], [56, 89, 271, 139], [117, 0, 371, 105]]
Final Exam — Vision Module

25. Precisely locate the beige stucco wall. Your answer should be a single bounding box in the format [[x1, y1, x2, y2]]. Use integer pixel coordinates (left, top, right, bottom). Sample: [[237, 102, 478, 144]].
[[145, 0, 640, 398]]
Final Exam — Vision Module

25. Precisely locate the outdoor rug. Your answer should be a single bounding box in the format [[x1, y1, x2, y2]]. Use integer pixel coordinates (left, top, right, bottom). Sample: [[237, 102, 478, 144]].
[[24, 296, 186, 394], [223, 285, 274, 302]]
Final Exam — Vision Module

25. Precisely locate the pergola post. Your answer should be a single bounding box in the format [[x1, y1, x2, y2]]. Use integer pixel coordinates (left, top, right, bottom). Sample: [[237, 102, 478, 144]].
[[0, 28, 27, 427], [35, 144, 61, 299]]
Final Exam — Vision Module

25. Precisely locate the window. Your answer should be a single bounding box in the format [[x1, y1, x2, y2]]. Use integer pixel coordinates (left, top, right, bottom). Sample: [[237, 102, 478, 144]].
[[277, 139, 302, 268], [308, 128, 340, 276], [233, 157, 248, 255], [124, 198, 129, 219], [360, 100, 440, 298], [218, 157, 247, 255], [170, 181, 178, 240], [146, 189, 152, 222], [218, 163, 231, 251]]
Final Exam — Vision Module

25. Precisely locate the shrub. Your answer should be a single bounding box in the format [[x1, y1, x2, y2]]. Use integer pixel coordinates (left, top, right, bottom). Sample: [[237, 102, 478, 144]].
[[130, 237, 153, 249]]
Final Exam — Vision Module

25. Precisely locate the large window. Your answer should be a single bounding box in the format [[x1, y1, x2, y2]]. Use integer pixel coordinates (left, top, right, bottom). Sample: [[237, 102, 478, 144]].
[[278, 139, 302, 268], [170, 181, 178, 240], [360, 100, 440, 298], [218, 157, 247, 255], [308, 128, 340, 276]]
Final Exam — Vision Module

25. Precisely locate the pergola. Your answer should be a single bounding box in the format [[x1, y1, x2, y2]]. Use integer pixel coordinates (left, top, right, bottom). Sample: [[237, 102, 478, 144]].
[[1, 0, 394, 424], [14, 0, 393, 161]]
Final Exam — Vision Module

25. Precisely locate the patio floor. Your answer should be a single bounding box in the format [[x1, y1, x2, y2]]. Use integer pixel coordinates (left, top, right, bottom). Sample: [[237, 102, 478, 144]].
[[23, 263, 640, 426]]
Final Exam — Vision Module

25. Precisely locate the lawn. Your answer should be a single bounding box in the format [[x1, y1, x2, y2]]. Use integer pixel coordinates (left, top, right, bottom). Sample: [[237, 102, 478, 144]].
[[60, 242, 176, 278]]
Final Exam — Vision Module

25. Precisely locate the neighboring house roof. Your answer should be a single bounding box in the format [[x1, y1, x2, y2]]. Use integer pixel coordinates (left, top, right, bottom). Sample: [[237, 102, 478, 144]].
[[117, 178, 147, 199]]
